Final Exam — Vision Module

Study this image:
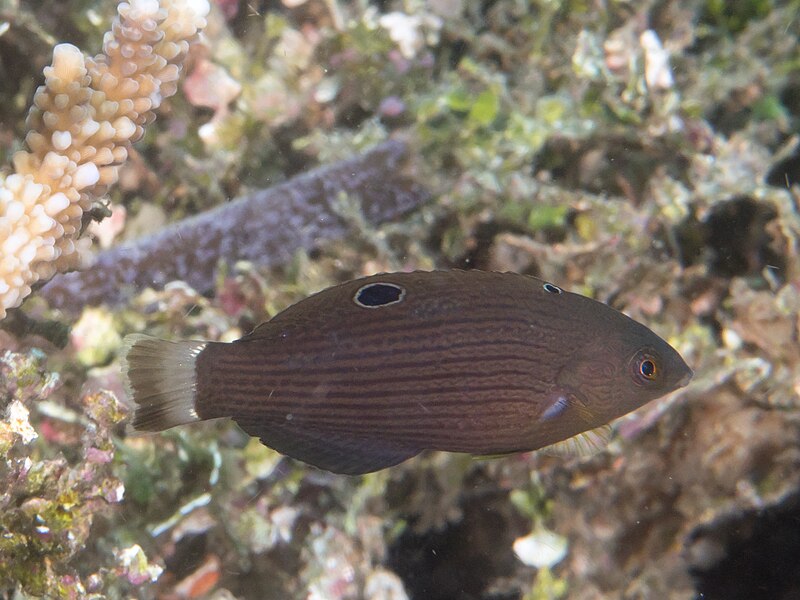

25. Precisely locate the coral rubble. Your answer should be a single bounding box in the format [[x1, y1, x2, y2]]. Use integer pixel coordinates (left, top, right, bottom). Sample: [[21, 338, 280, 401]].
[[0, 349, 132, 596]]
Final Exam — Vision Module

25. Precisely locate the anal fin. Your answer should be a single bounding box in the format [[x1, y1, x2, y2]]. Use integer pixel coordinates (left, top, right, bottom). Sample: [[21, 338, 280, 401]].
[[245, 423, 419, 475], [472, 450, 526, 461]]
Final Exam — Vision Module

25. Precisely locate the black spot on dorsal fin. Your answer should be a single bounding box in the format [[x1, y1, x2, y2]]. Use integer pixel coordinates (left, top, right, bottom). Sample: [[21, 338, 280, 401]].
[[353, 282, 406, 308]]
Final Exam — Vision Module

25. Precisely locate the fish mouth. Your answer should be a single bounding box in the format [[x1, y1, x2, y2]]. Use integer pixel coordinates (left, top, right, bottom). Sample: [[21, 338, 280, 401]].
[[676, 368, 694, 389]]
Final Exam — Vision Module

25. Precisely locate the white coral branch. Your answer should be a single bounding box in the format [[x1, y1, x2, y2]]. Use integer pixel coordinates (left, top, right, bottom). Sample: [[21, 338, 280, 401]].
[[0, 0, 210, 319]]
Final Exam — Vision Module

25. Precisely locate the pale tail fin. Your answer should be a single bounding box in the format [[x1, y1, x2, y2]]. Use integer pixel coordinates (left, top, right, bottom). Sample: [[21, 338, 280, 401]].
[[120, 334, 208, 431]]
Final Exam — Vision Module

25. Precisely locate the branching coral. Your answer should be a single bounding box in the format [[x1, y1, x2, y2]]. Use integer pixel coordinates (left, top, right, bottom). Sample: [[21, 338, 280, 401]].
[[0, 0, 210, 319]]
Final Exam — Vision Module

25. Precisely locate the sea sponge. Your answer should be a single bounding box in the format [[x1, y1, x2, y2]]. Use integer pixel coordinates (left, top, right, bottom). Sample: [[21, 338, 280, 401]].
[[0, 0, 210, 319]]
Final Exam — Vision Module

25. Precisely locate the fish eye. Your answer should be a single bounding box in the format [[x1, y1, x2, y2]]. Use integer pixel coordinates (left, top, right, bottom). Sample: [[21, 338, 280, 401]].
[[631, 351, 661, 384], [640, 359, 657, 379], [543, 282, 562, 294], [354, 282, 406, 308]]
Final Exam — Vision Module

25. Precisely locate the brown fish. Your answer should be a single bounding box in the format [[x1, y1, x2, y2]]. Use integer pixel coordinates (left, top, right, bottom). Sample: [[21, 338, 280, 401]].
[[121, 270, 692, 475]]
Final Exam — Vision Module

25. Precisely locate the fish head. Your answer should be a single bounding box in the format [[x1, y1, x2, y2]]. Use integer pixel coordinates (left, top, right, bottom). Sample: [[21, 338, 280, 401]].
[[554, 307, 693, 429]]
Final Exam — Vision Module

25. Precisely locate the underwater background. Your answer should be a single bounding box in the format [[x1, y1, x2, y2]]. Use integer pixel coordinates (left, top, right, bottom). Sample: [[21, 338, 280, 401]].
[[1, 0, 799, 598]]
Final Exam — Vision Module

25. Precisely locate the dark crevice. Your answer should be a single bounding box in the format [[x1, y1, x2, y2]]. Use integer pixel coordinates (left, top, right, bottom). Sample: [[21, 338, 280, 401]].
[[532, 135, 690, 203], [673, 196, 785, 283], [388, 484, 529, 600], [704, 196, 784, 279], [686, 489, 800, 600], [767, 151, 800, 189]]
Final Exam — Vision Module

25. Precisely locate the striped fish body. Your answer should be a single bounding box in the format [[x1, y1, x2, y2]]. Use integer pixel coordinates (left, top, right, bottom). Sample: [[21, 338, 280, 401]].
[[123, 271, 693, 474]]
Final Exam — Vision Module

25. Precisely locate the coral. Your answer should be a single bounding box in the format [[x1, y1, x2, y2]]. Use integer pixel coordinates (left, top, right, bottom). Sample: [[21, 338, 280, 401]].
[[0, 0, 210, 319]]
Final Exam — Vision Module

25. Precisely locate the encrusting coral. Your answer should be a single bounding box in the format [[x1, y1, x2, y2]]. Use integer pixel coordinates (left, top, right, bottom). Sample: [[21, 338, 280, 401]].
[[0, 0, 210, 319]]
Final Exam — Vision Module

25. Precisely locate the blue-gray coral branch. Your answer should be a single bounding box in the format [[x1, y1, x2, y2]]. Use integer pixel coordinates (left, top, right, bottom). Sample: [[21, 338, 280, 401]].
[[39, 140, 429, 313]]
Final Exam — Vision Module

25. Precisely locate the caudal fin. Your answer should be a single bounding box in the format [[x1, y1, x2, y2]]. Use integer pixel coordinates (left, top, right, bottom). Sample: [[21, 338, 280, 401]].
[[120, 334, 208, 431]]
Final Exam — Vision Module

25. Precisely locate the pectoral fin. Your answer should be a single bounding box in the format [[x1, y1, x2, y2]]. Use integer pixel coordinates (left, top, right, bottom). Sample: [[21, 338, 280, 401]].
[[538, 424, 613, 458]]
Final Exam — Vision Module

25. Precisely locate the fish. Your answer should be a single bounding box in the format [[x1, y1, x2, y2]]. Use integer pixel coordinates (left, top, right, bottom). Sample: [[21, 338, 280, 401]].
[[120, 270, 692, 475]]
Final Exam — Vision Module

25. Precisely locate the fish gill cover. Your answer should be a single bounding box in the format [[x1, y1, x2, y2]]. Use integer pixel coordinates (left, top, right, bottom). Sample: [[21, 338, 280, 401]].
[[0, 0, 799, 599]]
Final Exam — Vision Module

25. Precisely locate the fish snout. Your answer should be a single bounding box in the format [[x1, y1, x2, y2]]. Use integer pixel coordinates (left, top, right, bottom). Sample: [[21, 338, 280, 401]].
[[676, 366, 693, 389]]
